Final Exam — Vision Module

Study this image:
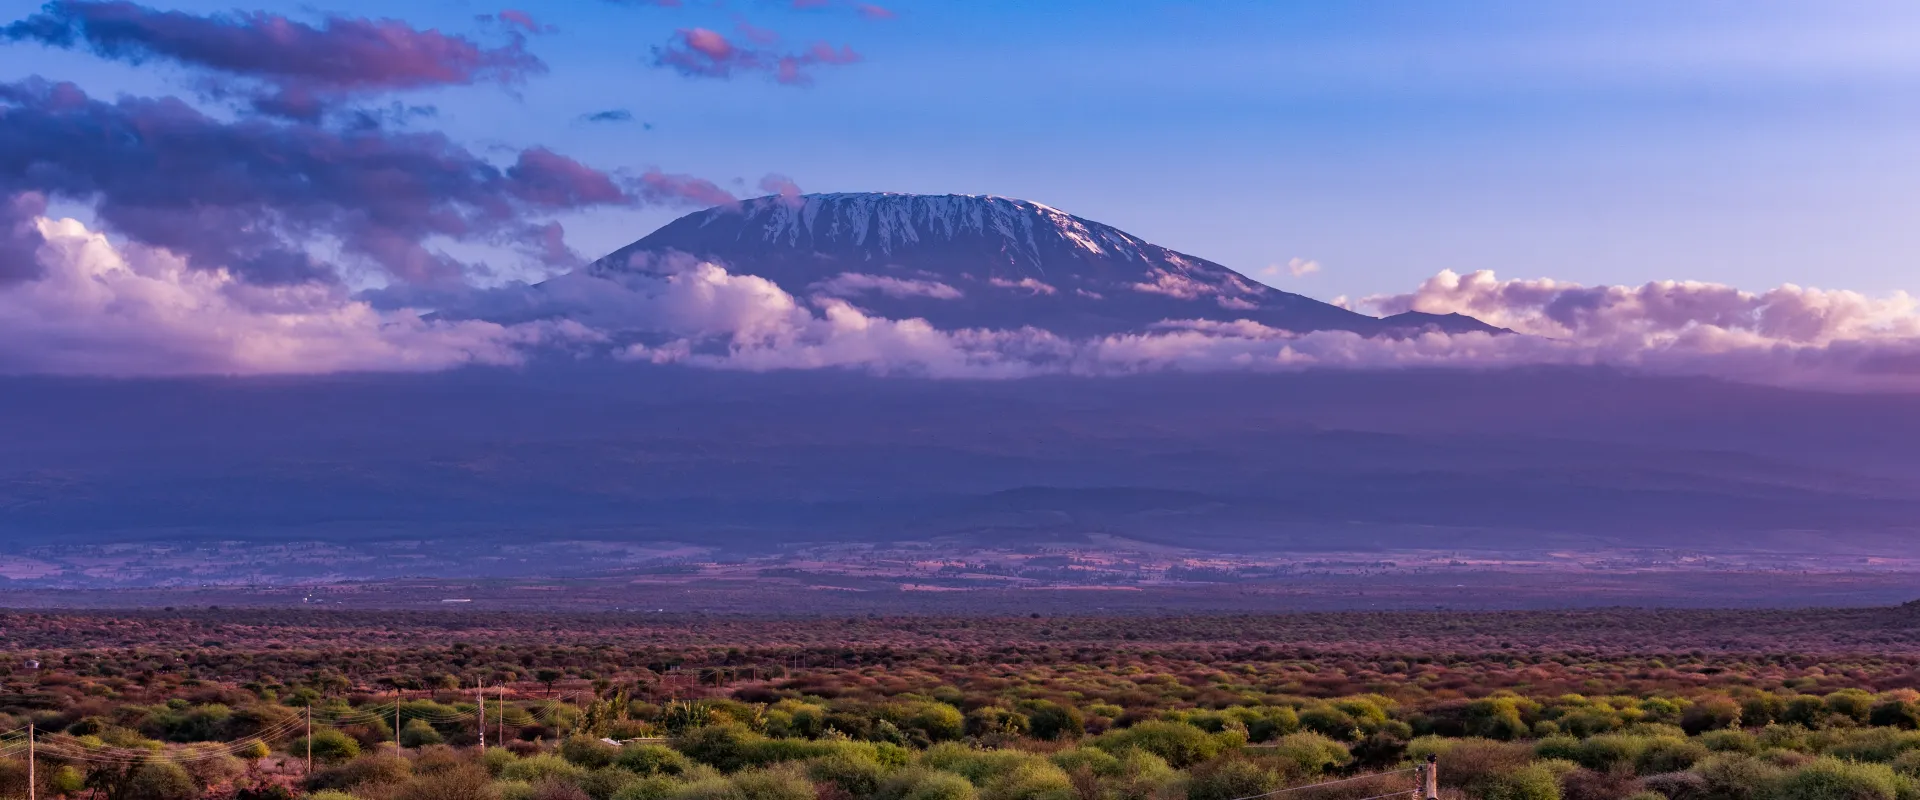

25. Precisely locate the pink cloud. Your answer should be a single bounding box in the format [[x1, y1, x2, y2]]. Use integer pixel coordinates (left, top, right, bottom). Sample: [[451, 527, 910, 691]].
[[652, 27, 862, 85], [635, 170, 738, 208], [3, 1, 546, 119], [735, 20, 780, 45], [491, 10, 552, 35], [758, 174, 803, 199]]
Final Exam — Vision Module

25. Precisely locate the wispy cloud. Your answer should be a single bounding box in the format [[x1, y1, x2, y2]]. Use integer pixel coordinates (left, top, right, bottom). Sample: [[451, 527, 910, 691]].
[[652, 26, 861, 85]]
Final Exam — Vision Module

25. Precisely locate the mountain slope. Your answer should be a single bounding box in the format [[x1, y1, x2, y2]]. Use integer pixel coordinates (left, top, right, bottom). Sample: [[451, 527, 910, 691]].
[[594, 193, 1501, 338]]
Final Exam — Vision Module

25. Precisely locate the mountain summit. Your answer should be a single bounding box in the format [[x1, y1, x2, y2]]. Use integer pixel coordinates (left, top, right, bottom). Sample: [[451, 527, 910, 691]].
[[595, 192, 1500, 337]]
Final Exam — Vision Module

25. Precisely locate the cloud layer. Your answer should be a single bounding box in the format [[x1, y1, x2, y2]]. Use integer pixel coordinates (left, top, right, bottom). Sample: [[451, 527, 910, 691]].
[[0, 208, 583, 376], [7, 208, 1920, 388], [4, 1, 544, 119]]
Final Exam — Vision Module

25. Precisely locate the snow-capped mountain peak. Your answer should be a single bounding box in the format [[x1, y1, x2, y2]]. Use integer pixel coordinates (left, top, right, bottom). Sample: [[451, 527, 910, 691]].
[[594, 192, 1500, 338]]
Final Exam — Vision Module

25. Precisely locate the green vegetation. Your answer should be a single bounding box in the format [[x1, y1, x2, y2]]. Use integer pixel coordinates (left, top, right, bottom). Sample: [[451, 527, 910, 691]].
[[5, 607, 1920, 800]]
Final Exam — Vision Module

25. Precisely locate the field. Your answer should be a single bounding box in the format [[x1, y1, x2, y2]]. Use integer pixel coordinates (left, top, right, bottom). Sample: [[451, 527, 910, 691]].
[[6, 604, 1920, 800]]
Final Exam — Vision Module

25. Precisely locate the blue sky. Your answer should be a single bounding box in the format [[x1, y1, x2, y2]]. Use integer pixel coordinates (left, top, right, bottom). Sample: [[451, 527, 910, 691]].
[[2, 0, 1917, 302]]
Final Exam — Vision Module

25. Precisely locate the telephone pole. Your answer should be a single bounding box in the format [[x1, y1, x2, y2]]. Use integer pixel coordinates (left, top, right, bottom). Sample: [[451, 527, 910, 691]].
[[305, 707, 313, 774], [27, 722, 34, 800], [478, 683, 486, 752], [1422, 754, 1439, 800]]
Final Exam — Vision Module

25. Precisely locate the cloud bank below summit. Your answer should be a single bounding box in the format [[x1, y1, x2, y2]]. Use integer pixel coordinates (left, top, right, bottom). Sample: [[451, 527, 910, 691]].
[[5, 205, 1920, 388]]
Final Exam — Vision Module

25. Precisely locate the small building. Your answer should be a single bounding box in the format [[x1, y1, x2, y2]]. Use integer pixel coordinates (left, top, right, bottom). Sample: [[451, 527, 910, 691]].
[[22, 659, 39, 670]]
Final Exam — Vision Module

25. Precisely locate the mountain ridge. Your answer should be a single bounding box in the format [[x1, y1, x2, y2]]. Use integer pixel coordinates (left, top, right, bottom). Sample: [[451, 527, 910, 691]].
[[593, 192, 1504, 338]]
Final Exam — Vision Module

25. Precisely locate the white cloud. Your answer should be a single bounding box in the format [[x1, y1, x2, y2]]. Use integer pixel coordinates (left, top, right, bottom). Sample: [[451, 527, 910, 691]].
[[10, 219, 1920, 392], [1364, 269, 1920, 346], [1129, 269, 1216, 299], [0, 215, 584, 376], [1258, 257, 1322, 281], [989, 276, 1057, 295], [810, 272, 963, 300]]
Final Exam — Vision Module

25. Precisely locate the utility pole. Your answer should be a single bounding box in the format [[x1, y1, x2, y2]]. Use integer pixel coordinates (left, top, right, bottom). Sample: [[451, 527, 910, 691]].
[[498, 684, 505, 746], [27, 722, 34, 800], [394, 694, 402, 747], [305, 707, 313, 774], [478, 682, 485, 753], [1422, 754, 1439, 800]]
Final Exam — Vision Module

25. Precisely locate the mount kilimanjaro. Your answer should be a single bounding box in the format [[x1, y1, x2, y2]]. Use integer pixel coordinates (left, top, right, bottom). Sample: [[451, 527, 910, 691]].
[[592, 192, 1501, 338]]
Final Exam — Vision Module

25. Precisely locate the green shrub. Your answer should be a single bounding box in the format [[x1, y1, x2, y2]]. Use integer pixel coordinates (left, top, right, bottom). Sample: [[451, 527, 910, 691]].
[[1694, 754, 1787, 800], [1768, 758, 1914, 800], [502, 754, 590, 785], [584, 768, 646, 800], [905, 772, 980, 800], [1639, 738, 1710, 774], [1093, 722, 1221, 768], [983, 761, 1075, 800], [1051, 747, 1123, 779], [731, 767, 816, 800], [611, 777, 683, 800], [1823, 693, 1876, 725], [562, 736, 623, 769], [1298, 706, 1359, 741], [1824, 729, 1920, 764], [807, 752, 887, 796], [400, 719, 445, 748], [1536, 737, 1582, 763], [124, 762, 199, 800], [622, 744, 696, 776], [909, 704, 968, 743], [1467, 698, 1533, 741], [1482, 763, 1563, 800], [669, 777, 742, 800], [294, 729, 363, 764], [1685, 699, 1744, 735], [1576, 736, 1650, 774], [1023, 701, 1087, 742], [1699, 731, 1762, 755], [1186, 759, 1277, 800], [1265, 733, 1351, 779], [965, 708, 1031, 739]]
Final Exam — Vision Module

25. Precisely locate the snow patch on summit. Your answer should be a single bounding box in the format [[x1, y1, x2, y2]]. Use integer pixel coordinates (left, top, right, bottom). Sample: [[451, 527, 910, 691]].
[[705, 192, 1161, 267]]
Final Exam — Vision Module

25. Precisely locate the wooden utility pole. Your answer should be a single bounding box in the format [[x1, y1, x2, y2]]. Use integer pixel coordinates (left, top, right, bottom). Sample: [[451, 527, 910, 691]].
[[305, 707, 313, 774], [1422, 754, 1439, 800], [478, 683, 486, 752], [27, 722, 34, 800]]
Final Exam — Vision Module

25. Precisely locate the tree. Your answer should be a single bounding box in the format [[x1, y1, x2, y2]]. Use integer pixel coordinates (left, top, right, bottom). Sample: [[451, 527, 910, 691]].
[[537, 670, 565, 696]]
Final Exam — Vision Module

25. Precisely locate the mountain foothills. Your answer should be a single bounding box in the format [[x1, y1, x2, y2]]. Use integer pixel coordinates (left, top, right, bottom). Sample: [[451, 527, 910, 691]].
[[592, 193, 1502, 338]]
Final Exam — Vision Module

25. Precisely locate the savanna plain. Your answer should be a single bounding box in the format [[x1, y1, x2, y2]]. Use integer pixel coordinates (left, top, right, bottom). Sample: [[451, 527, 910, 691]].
[[8, 604, 1920, 800]]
